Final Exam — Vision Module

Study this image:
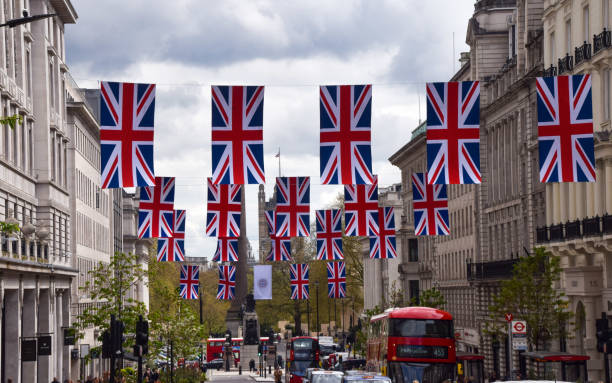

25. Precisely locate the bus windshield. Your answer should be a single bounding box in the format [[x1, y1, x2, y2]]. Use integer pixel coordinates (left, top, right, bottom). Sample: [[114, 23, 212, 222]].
[[389, 319, 453, 338], [293, 338, 315, 349]]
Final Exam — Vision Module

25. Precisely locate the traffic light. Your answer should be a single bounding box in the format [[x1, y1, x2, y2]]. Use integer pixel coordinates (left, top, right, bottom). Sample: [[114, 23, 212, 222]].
[[102, 329, 112, 358], [597, 313, 612, 353], [135, 316, 149, 355], [111, 318, 125, 356], [258, 343, 263, 356]]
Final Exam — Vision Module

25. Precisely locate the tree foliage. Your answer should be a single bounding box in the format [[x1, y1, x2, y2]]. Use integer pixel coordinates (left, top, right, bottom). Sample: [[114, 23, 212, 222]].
[[487, 247, 573, 350], [0, 114, 22, 130], [74, 252, 148, 346], [412, 287, 446, 309]]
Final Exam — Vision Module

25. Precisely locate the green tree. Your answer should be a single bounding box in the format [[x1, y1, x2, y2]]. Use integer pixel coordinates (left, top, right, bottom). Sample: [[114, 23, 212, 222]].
[[412, 287, 446, 309], [74, 251, 148, 348], [0, 114, 22, 130], [487, 247, 573, 351]]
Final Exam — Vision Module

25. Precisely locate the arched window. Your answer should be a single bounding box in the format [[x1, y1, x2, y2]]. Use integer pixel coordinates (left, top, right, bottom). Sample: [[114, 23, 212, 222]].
[[575, 301, 586, 354]]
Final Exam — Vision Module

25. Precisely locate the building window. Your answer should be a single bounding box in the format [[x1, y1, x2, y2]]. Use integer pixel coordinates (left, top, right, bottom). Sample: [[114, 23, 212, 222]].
[[566, 19, 572, 54], [584, 6, 590, 42], [409, 280, 420, 305], [550, 31, 556, 66], [604, 0, 610, 29], [49, 61, 54, 109], [408, 238, 418, 262], [25, 49, 31, 97], [20, 117, 25, 169], [604, 69, 611, 121]]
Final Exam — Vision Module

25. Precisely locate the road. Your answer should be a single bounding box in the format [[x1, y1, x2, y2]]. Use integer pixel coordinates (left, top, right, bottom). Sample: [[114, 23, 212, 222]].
[[210, 375, 255, 383]]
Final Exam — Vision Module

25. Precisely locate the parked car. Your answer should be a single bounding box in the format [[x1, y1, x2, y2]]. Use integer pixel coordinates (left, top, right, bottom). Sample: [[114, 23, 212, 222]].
[[205, 358, 225, 370], [310, 370, 344, 383]]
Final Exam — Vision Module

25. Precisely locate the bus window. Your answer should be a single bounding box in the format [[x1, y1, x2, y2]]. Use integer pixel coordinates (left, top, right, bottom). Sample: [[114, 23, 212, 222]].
[[389, 319, 453, 338]]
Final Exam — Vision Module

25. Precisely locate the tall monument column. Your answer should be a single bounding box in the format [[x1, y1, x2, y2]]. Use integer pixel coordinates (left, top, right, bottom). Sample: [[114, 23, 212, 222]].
[[226, 186, 249, 335]]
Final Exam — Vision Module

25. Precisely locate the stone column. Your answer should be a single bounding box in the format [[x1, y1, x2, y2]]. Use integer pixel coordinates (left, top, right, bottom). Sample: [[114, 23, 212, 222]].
[[559, 183, 568, 223], [55, 290, 63, 380], [583, 297, 597, 340], [595, 160, 604, 216], [606, 159, 612, 214], [226, 186, 248, 335], [4, 289, 20, 383], [586, 181, 596, 218], [576, 182, 586, 219], [568, 183, 577, 221], [553, 183, 561, 224], [61, 290, 70, 381], [546, 184, 553, 225], [38, 288, 51, 383], [22, 289, 37, 382]]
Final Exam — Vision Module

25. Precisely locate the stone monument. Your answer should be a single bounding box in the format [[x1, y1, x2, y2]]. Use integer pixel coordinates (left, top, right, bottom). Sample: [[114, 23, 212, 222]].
[[240, 294, 260, 369]]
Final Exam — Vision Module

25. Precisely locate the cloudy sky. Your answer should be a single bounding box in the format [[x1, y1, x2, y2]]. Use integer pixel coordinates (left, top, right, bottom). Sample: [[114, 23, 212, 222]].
[[64, 0, 474, 260]]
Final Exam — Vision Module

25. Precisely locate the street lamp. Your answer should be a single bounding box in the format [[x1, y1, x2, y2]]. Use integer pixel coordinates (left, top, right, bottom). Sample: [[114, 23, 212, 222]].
[[315, 281, 319, 340]]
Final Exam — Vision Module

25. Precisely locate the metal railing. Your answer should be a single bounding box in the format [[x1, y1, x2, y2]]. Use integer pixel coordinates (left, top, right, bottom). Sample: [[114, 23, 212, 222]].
[[593, 28, 612, 55], [558, 54, 574, 74], [543, 65, 557, 77], [466, 258, 520, 281], [535, 214, 612, 243], [574, 41, 592, 65]]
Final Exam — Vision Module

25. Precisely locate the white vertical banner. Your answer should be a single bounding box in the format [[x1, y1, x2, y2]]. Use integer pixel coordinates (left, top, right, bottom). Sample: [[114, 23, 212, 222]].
[[253, 265, 272, 300]]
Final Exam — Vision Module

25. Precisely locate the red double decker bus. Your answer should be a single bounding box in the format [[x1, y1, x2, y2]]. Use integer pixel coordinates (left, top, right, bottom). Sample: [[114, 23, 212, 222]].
[[367, 307, 456, 383], [287, 336, 320, 383], [206, 337, 244, 363]]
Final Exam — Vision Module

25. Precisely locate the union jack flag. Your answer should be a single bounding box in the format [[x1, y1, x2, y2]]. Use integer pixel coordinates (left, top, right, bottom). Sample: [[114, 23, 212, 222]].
[[138, 177, 175, 238], [217, 265, 236, 300], [327, 261, 346, 298], [266, 237, 292, 262], [275, 177, 310, 237], [344, 175, 379, 236], [290, 263, 309, 300], [100, 81, 156, 189], [426, 81, 481, 184], [179, 265, 199, 300], [316, 210, 343, 260], [206, 178, 242, 238], [264, 210, 275, 236], [212, 238, 239, 262], [157, 209, 186, 261], [211, 85, 265, 185], [412, 173, 449, 236], [319, 85, 374, 185], [536, 75, 595, 182], [369, 206, 397, 259]]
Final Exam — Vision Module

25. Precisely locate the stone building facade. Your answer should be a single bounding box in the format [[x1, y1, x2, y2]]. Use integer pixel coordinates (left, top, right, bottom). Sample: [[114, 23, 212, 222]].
[[536, 0, 612, 380], [0, 1, 78, 382]]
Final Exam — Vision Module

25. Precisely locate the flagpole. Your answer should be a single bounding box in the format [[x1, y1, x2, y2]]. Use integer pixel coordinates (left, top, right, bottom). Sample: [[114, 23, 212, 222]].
[[277, 147, 281, 177]]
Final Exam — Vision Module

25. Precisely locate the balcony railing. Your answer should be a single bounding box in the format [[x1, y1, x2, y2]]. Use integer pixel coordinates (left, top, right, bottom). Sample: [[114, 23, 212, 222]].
[[543, 65, 557, 77], [574, 41, 592, 65], [536, 214, 612, 243], [594, 28, 612, 55], [467, 258, 521, 281], [558, 54, 574, 74]]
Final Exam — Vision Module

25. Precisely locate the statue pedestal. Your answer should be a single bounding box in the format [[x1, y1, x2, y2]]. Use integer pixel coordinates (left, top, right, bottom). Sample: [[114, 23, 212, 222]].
[[226, 307, 242, 337]]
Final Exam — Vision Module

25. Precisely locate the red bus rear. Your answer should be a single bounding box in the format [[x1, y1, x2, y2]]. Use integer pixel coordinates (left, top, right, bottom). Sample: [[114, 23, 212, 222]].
[[367, 307, 456, 383], [288, 336, 320, 383], [206, 338, 225, 362]]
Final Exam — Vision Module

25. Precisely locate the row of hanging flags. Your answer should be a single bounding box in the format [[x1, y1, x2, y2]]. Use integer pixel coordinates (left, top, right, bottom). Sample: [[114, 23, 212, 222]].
[[98, 74, 596, 300]]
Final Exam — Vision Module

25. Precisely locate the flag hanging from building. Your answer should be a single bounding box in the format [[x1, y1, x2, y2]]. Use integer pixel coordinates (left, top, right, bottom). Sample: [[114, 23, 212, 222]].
[[266, 236, 292, 262], [212, 237, 239, 262], [290, 263, 309, 300], [99, 81, 156, 189], [265, 210, 275, 236], [138, 176, 175, 238], [253, 265, 272, 300], [275, 177, 310, 237], [536, 75, 595, 182], [316, 209, 344, 260], [426, 81, 481, 184], [327, 261, 346, 298], [206, 178, 241, 238], [319, 85, 374, 185], [217, 265, 236, 300], [157, 209, 186, 262], [179, 265, 199, 300], [412, 173, 449, 235], [211, 85, 265, 184], [369, 206, 398, 259], [344, 175, 379, 236]]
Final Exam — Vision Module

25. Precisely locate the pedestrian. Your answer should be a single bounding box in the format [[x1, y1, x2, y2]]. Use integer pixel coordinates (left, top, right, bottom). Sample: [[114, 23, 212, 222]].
[[151, 369, 160, 383], [52, 378, 60, 383], [86, 376, 94, 383], [274, 367, 283, 383], [249, 359, 255, 372]]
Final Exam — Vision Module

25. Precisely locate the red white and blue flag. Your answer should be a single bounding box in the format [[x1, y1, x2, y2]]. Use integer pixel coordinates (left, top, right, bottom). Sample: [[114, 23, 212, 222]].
[[369, 206, 397, 259], [212, 238, 239, 263], [344, 176, 379, 236], [157, 209, 186, 262], [217, 265, 236, 300], [536, 75, 595, 182], [211, 85, 265, 185], [266, 237, 292, 262], [319, 85, 374, 185], [327, 261, 346, 298], [100, 81, 156, 189], [138, 177, 175, 238], [264, 210, 275, 236], [179, 265, 199, 300], [426, 81, 481, 184], [316, 210, 344, 260], [290, 263, 309, 300], [275, 177, 310, 237], [206, 178, 242, 238], [412, 173, 449, 236]]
